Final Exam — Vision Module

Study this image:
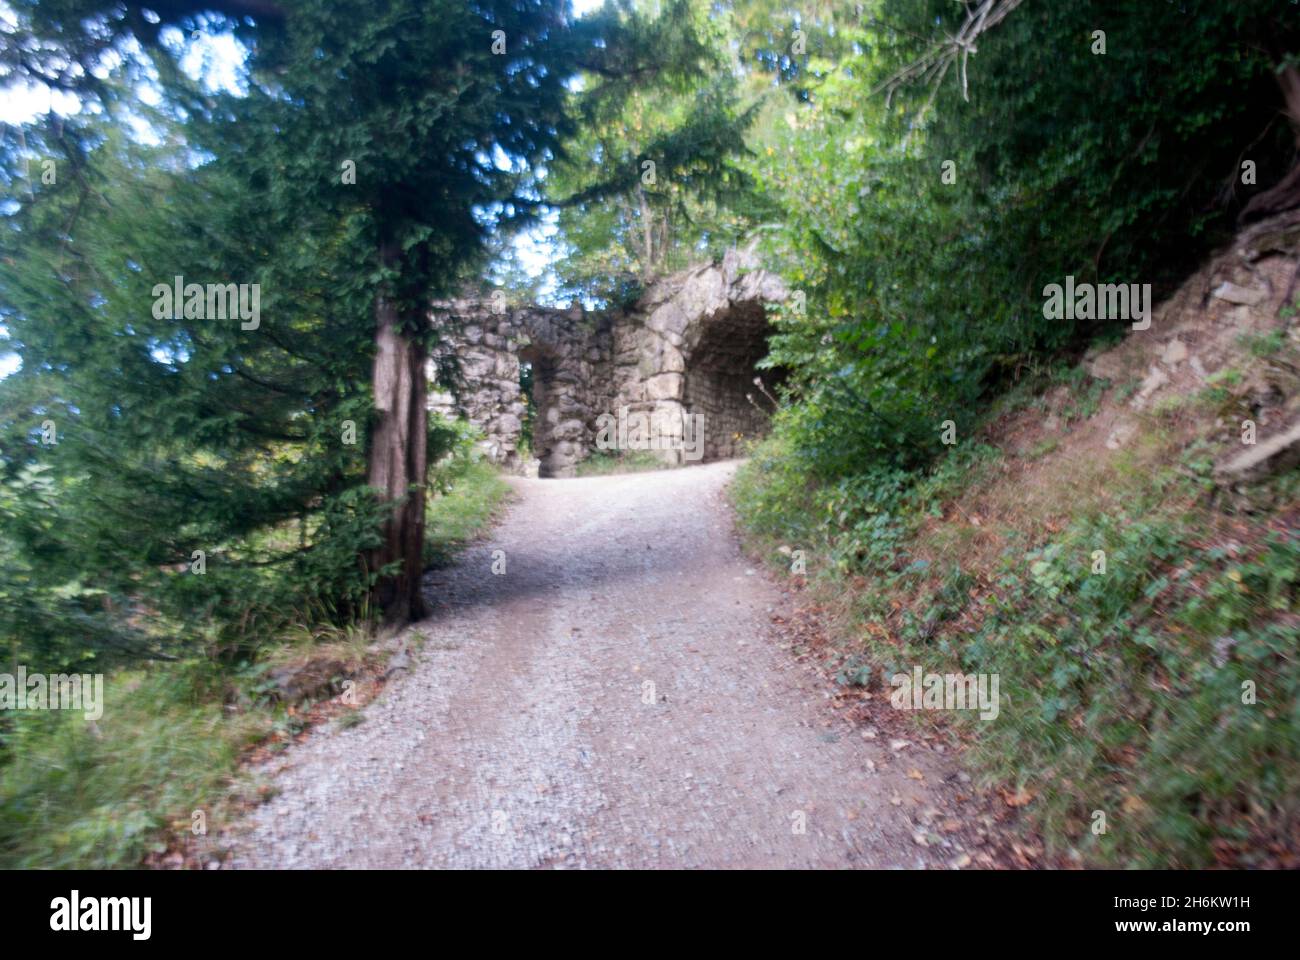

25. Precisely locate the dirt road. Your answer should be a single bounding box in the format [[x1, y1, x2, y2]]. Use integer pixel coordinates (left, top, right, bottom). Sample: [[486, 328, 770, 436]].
[[231, 461, 953, 868]]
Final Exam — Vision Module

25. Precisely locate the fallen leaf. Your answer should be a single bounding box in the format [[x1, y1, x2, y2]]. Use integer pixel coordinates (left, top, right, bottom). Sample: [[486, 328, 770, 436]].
[[1003, 787, 1034, 807]]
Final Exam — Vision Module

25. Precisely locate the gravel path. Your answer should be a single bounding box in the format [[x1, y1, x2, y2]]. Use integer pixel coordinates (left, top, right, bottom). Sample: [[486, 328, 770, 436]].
[[230, 461, 951, 869]]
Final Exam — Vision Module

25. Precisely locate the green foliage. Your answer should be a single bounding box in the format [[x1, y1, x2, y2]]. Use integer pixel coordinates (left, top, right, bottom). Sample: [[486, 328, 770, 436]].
[[424, 422, 511, 568], [0, 464, 154, 674], [573, 448, 674, 476], [746, 0, 1298, 474], [549, 0, 771, 300], [0, 663, 267, 869], [734, 432, 996, 574], [959, 506, 1300, 867]]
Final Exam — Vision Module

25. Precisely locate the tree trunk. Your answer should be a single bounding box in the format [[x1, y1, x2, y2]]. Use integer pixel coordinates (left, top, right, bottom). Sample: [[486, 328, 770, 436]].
[[637, 182, 655, 282], [366, 240, 429, 623], [1240, 62, 1300, 223]]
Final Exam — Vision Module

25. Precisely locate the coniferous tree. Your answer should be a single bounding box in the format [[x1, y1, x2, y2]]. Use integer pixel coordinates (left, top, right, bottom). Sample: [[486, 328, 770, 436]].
[[2, 0, 737, 625]]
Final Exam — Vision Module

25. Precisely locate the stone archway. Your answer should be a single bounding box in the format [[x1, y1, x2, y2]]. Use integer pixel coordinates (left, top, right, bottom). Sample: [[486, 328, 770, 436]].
[[609, 247, 788, 466], [427, 247, 786, 477]]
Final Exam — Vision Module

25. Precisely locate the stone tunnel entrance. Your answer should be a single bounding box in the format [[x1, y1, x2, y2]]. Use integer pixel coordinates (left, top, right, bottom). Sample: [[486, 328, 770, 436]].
[[682, 301, 783, 461]]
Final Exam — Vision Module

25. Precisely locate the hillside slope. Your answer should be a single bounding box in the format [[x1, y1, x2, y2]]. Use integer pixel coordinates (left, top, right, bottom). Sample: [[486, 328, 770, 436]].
[[735, 212, 1300, 868]]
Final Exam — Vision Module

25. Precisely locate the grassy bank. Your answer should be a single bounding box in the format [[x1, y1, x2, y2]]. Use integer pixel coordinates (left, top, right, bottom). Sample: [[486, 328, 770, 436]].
[[733, 365, 1300, 868], [424, 458, 513, 568]]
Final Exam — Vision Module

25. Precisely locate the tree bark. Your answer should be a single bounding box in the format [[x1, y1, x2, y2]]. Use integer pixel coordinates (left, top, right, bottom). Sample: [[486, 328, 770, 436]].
[[366, 240, 429, 623]]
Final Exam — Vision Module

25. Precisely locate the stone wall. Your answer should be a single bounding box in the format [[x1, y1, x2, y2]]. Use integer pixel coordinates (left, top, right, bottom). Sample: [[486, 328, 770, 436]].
[[428, 248, 786, 477]]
